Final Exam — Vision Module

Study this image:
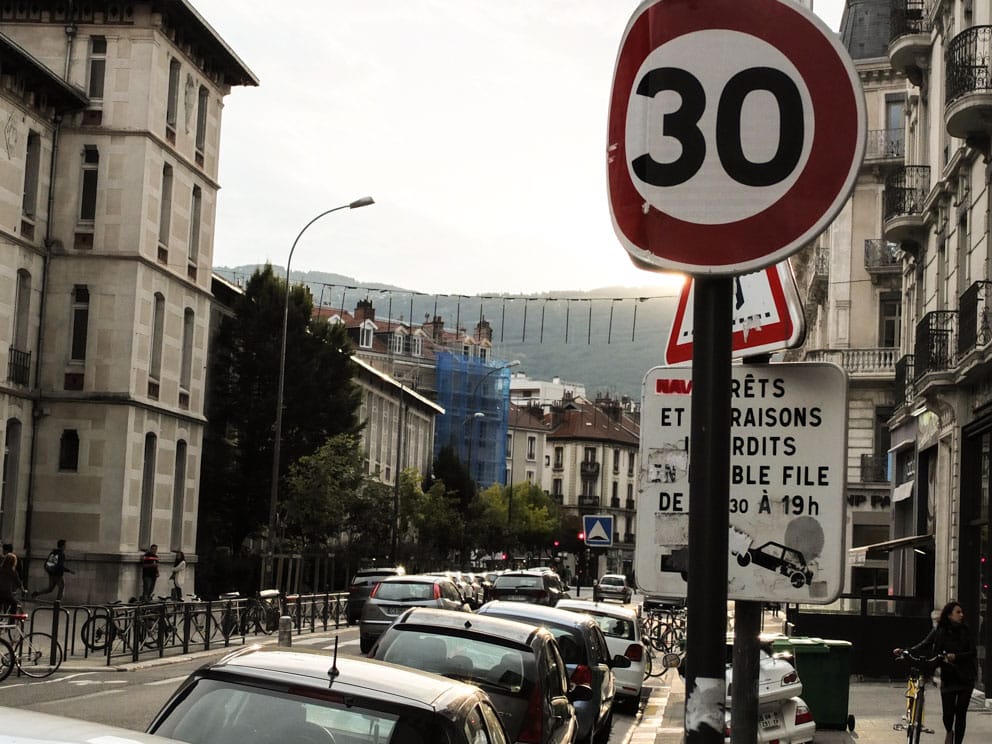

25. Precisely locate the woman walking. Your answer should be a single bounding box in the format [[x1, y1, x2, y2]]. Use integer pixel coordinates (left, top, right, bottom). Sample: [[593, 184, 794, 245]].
[[0, 552, 25, 614], [169, 550, 187, 600], [895, 601, 976, 744]]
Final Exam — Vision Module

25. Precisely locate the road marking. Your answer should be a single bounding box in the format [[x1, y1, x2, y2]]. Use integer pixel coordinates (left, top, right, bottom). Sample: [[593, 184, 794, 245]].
[[145, 675, 189, 686]]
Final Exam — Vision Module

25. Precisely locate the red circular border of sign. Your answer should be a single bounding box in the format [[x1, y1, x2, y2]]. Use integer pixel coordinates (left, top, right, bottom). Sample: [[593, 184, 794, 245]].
[[607, 0, 861, 272]]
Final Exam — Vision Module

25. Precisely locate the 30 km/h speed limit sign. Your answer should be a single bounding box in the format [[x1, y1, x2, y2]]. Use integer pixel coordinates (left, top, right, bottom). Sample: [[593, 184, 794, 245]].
[[607, 0, 865, 275]]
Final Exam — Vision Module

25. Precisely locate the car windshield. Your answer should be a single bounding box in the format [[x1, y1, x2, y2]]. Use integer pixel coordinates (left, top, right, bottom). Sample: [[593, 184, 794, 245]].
[[151, 678, 448, 744], [378, 630, 535, 696], [494, 575, 541, 589], [375, 581, 437, 601]]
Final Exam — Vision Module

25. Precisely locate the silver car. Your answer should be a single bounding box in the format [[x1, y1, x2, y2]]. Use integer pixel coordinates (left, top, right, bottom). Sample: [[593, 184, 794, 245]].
[[360, 573, 471, 652], [0, 708, 187, 744]]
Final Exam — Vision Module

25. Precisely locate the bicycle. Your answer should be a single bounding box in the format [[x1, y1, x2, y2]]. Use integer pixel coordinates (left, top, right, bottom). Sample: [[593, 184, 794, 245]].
[[893, 649, 945, 744], [0, 612, 63, 678]]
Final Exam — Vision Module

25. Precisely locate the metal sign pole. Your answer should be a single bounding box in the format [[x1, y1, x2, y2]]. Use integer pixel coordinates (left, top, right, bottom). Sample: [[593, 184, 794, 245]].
[[685, 274, 733, 744]]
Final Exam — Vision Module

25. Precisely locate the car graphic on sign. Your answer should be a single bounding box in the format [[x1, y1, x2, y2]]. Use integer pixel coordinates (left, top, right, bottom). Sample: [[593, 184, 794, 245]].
[[735, 541, 814, 588]]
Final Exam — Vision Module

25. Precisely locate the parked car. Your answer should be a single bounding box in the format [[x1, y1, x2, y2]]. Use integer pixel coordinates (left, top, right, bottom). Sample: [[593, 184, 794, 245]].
[[490, 570, 567, 607], [592, 574, 632, 604], [360, 573, 471, 653], [346, 565, 405, 625], [0, 708, 187, 744], [725, 647, 803, 705], [147, 646, 510, 744], [478, 601, 627, 744], [724, 697, 815, 744], [556, 599, 645, 710], [370, 607, 588, 744]]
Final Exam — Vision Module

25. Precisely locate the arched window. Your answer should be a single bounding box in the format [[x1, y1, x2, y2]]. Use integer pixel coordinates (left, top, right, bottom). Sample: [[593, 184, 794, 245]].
[[139, 433, 157, 549]]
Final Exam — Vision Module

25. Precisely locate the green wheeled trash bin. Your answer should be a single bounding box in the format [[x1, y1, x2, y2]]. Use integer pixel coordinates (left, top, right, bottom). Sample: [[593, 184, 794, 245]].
[[769, 636, 855, 731]]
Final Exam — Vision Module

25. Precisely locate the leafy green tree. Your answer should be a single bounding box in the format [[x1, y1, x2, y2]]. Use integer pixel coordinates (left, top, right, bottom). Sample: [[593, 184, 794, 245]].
[[199, 265, 361, 559], [282, 434, 364, 552], [472, 483, 561, 560]]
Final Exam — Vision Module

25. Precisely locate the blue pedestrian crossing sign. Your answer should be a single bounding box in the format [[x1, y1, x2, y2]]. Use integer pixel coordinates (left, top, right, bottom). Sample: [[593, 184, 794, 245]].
[[583, 515, 614, 547]]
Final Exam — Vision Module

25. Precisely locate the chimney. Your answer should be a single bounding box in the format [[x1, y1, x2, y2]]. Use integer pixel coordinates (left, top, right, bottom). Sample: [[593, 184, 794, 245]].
[[430, 315, 445, 340], [355, 298, 375, 321], [475, 319, 493, 342]]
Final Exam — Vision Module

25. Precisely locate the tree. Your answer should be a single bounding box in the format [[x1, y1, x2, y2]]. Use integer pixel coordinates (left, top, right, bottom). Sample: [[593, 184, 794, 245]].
[[199, 265, 361, 560], [282, 434, 364, 552], [472, 483, 561, 561]]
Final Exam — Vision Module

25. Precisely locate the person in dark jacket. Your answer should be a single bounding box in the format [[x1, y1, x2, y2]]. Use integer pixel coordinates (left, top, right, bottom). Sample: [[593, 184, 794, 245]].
[[32, 539, 72, 601], [140, 544, 160, 601], [0, 552, 25, 613], [895, 600, 976, 744]]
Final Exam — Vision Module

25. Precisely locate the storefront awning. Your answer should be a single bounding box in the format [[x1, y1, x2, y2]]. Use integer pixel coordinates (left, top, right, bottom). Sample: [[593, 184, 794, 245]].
[[892, 480, 914, 502], [849, 534, 933, 564]]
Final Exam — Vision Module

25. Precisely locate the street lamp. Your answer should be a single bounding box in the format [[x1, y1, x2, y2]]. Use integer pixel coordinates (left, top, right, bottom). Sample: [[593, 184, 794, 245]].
[[267, 197, 374, 589]]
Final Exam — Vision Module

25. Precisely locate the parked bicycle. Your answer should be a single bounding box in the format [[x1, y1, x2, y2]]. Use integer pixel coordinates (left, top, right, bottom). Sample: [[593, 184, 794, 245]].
[[892, 649, 945, 744], [0, 612, 63, 679], [640, 602, 686, 654]]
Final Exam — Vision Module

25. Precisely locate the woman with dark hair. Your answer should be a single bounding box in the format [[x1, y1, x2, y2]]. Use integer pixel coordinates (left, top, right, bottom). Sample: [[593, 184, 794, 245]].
[[895, 601, 976, 744], [169, 550, 187, 601], [0, 552, 25, 613]]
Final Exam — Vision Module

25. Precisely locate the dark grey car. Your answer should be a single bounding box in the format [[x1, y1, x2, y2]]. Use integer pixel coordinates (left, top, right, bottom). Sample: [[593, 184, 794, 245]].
[[490, 570, 567, 607], [359, 574, 470, 653], [147, 646, 510, 744], [346, 566, 404, 625], [371, 607, 587, 744]]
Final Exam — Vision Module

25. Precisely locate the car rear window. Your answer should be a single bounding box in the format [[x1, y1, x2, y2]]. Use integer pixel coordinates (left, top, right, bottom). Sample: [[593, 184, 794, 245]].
[[544, 628, 588, 665], [600, 576, 624, 587], [585, 612, 635, 640], [375, 581, 437, 601], [351, 572, 394, 586], [494, 575, 542, 589], [378, 630, 535, 696], [151, 678, 446, 744]]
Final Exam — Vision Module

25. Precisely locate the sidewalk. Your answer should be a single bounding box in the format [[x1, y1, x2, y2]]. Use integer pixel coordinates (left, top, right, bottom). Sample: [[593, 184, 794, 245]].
[[638, 671, 992, 743]]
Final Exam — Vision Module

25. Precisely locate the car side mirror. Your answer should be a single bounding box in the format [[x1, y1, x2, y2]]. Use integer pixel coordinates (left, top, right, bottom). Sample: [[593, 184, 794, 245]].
[[567, 683, 593, 703], [611, 653, 632, 668], [550, 695, 573, 724]]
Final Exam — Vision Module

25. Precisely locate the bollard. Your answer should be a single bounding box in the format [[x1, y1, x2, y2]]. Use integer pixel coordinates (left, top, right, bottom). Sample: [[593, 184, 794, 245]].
[[278, 615, 293, 647]]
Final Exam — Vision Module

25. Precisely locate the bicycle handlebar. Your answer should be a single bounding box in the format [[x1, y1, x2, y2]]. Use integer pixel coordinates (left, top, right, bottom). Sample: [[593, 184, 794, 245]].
[[895, 649, 947, 664]]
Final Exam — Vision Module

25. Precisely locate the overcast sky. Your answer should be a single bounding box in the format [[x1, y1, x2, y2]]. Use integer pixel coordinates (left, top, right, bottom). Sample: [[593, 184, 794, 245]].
[[194, 0, 847, 295]]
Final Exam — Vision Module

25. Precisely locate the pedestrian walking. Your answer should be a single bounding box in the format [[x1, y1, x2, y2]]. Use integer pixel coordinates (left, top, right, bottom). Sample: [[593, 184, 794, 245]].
[[140, 544, 160, 601], [0, 552, 25, 614], [169, 550, 186, 600], [895, 600, 977, 744], [32, 539, 72, 601]]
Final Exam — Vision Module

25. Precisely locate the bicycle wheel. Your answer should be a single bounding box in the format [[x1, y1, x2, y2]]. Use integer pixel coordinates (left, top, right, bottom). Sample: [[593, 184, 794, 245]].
[[15, 632, 63, 678], [0, 637, 14, 682], [81, 613, 112, 652]]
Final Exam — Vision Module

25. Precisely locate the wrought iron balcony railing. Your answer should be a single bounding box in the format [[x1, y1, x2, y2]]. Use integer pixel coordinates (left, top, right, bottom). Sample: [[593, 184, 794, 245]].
[[860, 454, 890, 484], [865, 128, 905, 160], [889, 0, 928, 42], [625, 498, 635, 510], [884, 166, 930, 221], [578, 495, 599, 507], [580, 461, 600, 478], [894, 355, 915, 408], [946, 26, 992, 104], [611, 496, 621, 508], [7, 346, 30, 386], [914, 311, 957, 380], [864, 239, 903, 273], [957, 280, 992, 356]]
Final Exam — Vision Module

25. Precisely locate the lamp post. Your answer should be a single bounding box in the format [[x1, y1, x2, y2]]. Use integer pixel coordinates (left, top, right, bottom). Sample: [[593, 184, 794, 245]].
[[266, 196, 374, 589]]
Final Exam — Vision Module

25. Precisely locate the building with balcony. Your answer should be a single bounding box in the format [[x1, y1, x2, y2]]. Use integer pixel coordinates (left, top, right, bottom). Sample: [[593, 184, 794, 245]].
[[0, 2, 256, 602]]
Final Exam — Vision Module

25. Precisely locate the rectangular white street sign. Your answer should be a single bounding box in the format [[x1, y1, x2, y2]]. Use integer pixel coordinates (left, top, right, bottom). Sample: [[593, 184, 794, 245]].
[[636, 362, 848, 603]]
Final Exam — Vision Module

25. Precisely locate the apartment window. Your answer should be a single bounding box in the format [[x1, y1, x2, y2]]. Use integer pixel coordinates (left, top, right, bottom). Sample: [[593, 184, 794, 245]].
[[554, 446, 563, 468], [158, 164, 173, 247], [171, 440, 187, 549], [70, 285, 90, 362], [612, 481, 618, 499], [392, 332, 404, 354], [479, 347, 489, 362], [188, 186, 202, 265], [180, 308, 194, 390], [166, 59, 181, 132], [13, 270, 31, 351], [525, 470, 535, 484], [87, 36, 106, 100], [411, 335, 422, 356], [360, 321, 374, 348], [79, 146, 99, 221], [506, 432, 512, 457], [613, 447, 621, 473], [527, 435, 536, 460], [552, 478, 562, 497], [22, 131, 41, 218], [584, 447, 596, 463], [879, 292, 901, 348], [139, 433, 157, 549], [59, 430, 79, 471], [627, 483, 633, 500], [150, 292, 165, 385], [195, 85, 208, 152], [627, 451, 635, 476]]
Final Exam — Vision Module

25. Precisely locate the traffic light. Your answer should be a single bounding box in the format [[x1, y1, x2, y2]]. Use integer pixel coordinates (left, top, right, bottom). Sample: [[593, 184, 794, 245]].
[[553, 540, 560, 548], [578, 531, 585, 541]]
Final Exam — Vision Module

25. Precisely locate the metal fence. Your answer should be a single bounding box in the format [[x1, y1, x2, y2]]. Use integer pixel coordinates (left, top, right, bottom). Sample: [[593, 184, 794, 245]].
[[25, 592, 349, 667]]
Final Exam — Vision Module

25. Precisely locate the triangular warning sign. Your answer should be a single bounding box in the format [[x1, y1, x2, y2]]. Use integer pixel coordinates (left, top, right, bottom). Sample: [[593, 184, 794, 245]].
[[664, 260, 806, 365], [586, 519, 611, 544]]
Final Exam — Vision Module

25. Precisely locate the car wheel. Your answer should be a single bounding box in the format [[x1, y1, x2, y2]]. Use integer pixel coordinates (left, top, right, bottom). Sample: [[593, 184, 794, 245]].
[[593, 710, 613, 744], [736, 552, 751, 567], [790, 572, 806, 588], [359, 636, 374, 654]]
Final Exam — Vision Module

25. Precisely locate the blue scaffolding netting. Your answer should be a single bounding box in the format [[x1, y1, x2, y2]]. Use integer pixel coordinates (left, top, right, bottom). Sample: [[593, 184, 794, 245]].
[[433, 352, 511, 490]]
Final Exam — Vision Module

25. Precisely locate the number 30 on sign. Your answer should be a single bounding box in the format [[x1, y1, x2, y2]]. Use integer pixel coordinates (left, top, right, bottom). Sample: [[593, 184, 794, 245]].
[[607, 0, 865, 276]]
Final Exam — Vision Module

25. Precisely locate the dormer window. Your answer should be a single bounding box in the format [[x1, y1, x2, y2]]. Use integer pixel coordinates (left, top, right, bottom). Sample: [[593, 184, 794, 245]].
[[479, 346, 489, 362], [392, 331, 405, 354], [411, 334, 423, 356], [360, 320, 375, 348]]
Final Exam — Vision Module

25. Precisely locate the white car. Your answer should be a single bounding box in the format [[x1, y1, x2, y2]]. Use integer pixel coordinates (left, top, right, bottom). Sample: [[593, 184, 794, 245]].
[[0, 708, 187, 744], [556, 598, 645, 709], [724, 696, 815, 744], [725, 647, 803, 705]]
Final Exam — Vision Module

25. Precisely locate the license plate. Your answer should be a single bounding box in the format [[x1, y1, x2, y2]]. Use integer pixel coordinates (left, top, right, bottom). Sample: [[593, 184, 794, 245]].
[[508, 595, 527, 601], [759, 711, 780, 730], [384, 606, 404, 615]]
